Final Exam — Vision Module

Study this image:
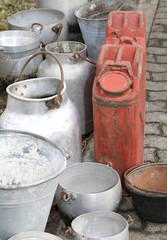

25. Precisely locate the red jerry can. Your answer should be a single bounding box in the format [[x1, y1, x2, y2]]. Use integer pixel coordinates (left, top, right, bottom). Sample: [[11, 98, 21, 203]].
[[93, 44, 144, 190]]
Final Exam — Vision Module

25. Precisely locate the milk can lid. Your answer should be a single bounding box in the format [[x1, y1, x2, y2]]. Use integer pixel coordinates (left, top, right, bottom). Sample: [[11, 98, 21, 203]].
[[98, 71, 131, 96]]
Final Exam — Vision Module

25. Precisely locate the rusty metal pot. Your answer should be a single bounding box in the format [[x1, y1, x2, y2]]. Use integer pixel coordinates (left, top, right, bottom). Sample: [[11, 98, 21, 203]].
[[124, 163, 167, 223], [8, 8, 68, 45]]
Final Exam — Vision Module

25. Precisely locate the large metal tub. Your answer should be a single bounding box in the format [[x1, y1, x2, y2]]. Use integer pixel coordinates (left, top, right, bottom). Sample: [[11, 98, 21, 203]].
[[0, 130, 67, 240], [9, 231, 63, 240]]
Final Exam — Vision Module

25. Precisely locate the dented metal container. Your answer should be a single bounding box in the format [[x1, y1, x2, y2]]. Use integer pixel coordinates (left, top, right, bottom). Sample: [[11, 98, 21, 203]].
[[8, 8, 68, 45], [0, 130, 67, 240], [0, 30, 42, 89], [38, 41, 95, 134], [0, 52, 82, 166], [93, 44, 144, 190]]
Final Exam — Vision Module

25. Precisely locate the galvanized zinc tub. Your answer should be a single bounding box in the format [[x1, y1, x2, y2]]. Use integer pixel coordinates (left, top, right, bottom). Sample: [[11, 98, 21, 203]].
[[0, 130, 67, 240], [9, 231, 63, 240], [74, 0, 136, 63]]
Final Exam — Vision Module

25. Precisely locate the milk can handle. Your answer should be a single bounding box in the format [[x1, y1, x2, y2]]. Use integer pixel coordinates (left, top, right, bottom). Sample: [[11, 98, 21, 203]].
[[15, 51, 64, 108]]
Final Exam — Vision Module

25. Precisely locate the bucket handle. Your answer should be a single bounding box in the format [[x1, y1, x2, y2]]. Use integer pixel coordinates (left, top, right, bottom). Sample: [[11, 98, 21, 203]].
[[15, 51, 64, 108], [73, 52, 95, 65]]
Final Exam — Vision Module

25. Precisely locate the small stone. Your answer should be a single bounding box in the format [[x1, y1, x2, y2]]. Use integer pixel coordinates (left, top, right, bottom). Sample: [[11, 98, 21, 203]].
[[162, 125, 167, 136], [154, 18, 167, 25], [147, 47, 167, 55], [150, 32, 167, 39], [152, 24, 166, 32], [148, 39, 161, 47], [145, 123, 161, 135], [146, 81, 167, 91], [144, 148, 157, 162], [146, 72, 150, 80], [152, 72, 167, 81], [158, 150, 167, 162], [157, 7, 167, 13], [147, 55, 156, 63], [145, 135, 167, 150], [148, 91, 167, 101], [162, 41, 167, 47], [146, 63, 167, 72], [156, 55, 167, 63], [156, 12, 167, 18], [145, 101, 167, 112]]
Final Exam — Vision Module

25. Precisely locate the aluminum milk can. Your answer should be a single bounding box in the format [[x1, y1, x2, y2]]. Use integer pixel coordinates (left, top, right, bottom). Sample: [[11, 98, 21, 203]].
[[38, 41, 95, 135], [0, 52, 82, 166], [93, 44, 145, 191]]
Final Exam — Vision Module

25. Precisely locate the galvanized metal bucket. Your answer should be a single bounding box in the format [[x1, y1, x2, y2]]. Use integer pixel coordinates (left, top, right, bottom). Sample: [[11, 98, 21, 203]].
[[0, 130, 67, 240], [74, 0, 137, 62]]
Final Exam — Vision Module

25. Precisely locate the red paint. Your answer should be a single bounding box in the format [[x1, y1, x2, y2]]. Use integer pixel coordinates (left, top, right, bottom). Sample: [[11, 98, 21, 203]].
[[93, 44, 145, 190]]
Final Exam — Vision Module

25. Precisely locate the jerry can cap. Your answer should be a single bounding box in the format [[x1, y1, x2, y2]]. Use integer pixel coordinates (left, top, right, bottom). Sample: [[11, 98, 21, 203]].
[[98, 71, 132, 96]]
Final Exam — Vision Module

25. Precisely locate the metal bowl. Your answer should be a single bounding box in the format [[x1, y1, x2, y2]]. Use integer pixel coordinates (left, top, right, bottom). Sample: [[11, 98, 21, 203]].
[[8, 231, 63, 240]]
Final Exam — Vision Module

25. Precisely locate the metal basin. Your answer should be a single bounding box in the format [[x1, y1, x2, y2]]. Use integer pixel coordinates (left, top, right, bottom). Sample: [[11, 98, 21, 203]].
[[8, 231, 63, 240], [125, 163, 167, 223], [55, 162, 122, 222], [71, 211, 129, 240], [8, 8, 68, 44], [0, 130, 67, 240]]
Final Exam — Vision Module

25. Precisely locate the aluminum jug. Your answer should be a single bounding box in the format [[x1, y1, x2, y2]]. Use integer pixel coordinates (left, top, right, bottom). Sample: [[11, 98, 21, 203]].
[[38, 41, 95, 135], [0, 51, 82, 166]]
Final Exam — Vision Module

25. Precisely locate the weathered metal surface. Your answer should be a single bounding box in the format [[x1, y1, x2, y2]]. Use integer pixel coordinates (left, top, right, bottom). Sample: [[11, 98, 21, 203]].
[[9, 231, 63, 240], [93, 44, 145, 191], [0, 31, 42, 87], [71, 211, 129, 240], [8, 8, 68, 45], [0, 52, 82, 166], [74, 0, 137, 63], [125, 163, 167, 223], [38, 41, 95, 134], [55, 162, 122, 221], [0, 130, 67, 240]]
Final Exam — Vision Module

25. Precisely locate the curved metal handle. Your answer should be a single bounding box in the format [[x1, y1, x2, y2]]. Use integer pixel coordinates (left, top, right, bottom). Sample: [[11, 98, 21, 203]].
[[14, 51, 64, 108], [61, 191, 77, 204], [73, 52, 95, 65], [52, 24, 63, 42], [66, 227, 75, 237], [126, 215, 132, 225], [31, 23, 43, 33]]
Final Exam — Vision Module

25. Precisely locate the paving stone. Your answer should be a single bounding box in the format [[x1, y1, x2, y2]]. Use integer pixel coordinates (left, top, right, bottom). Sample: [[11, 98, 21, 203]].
[[156, 55, 167, 63], [147, 55, 156, 62], [162, 41, 167, 47], [118, 197, 134, 212], [145, 221, 167, 233], [154, 18, 167, 25], [144, 148, 157, 162], [130, 231, 167, 240], [157, 7, 167, 13], [162, 125, 167, 136], [159, 1, 167, 7], [145, 135, 167, 150], [146, 63, 167, 72], [151, 24, 166, 32], [147, 39, 161, 47], [158, 150, 167, 162], [145, 101, 167, 112], [156, 12, 167, 18], [145, 112, 167, 123], [146, 72, 150, 80], [147, 47, 167, 55], [150, 32, 167, 39], [118, 211, 143, 231], [145, 123, 161, 135], [146, 81, 167, 91], [152, 72, 167, 81], [148, 91, 167, 101]]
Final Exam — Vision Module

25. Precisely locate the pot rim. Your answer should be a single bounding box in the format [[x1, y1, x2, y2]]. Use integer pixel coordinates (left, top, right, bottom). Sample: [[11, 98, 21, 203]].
[[74, 0, 124, 21], [0, 30, 40, 53], [0, 130, 67, 190], [124, 163, 167, 197], [58, 162, 121, 196], [71, 210, 128, 239], [45, 41, 87, 56], [8, 8, 65, 28], [8, 231, 63, 240], [6, 77, 66, 103]]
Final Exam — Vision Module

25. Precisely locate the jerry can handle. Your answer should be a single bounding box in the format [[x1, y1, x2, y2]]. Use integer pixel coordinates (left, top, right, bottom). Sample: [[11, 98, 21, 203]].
[[14, 51, 64, 108], [97, 60, 134, 79], [112, 31, 137, 45]]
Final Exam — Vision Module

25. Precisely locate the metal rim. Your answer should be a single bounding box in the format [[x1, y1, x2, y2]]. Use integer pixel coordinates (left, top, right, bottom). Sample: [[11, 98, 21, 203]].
[[0, 129, 67, 190], [58, 162, 121, 195], [71, 210, 128, 239], [124, 163, 167, 197], [0, 30, 40, 53], [8, 231, 63, 240]]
